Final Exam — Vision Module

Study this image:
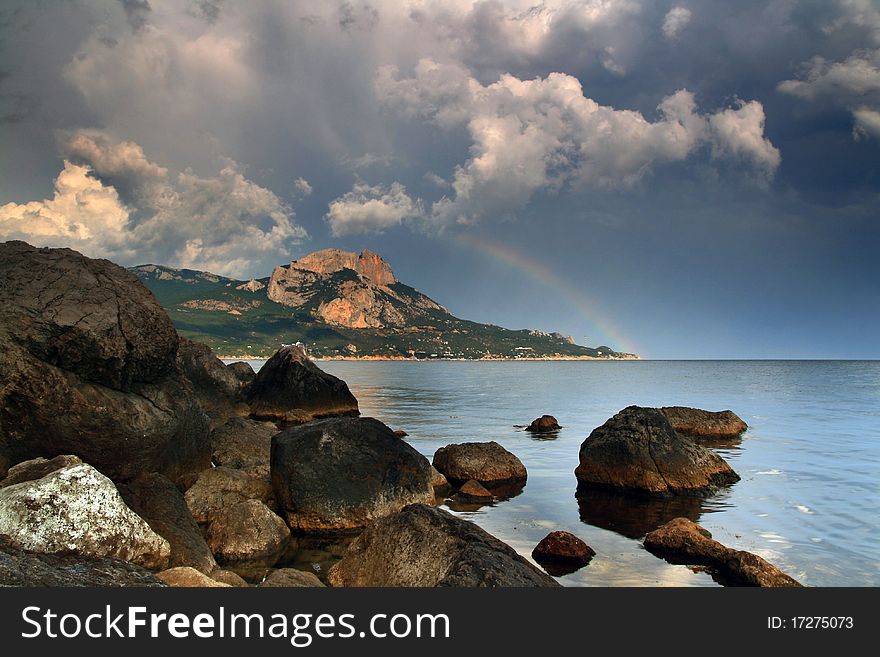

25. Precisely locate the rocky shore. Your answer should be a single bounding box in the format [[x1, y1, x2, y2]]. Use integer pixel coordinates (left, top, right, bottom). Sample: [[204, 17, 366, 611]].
[[0, 241, 796, 587]]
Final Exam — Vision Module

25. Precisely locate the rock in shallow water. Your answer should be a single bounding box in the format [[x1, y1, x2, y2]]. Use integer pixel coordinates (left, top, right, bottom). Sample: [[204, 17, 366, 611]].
[[271, 416, 434, 533], [432, 441, 527, 494], [327, 504, 559, 587], [658, 406, 748, 440], [574, 406, 740, 496], [0, 462, 170, 569], [531, 531, 595, 576], [525, 415, 561, 433], [644, 517, 801, 587], [246, 345, 359, 423]]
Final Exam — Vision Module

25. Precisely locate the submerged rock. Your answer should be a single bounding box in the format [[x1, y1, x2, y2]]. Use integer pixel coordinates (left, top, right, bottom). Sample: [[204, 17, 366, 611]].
[[271, 416, 434, 532], [525, 415, 561, 433], [659, 406, 748, 440], [246, 346, 359, 423], [184, 466, 274, 526], [432, 441, 527, 494], [118, 472, 217, 574], [531, 531, 595, 576], [326, 504, 559, 587], [205, 500, 290, 568], [0, 462, 170, 569], [644, 517, 801, 587], [574, 406, 739, 496]]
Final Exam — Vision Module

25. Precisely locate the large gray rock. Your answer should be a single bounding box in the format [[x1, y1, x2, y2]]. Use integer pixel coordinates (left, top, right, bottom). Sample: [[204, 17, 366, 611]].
[[118, 472, 217, 573], [185, 466, 274, 525], [432, 441, 527, 495], [574, 406, 740, 495], [271, 416, 434, 532], [0, 537, 167, 587], [177, 337, 247, 417], [246, 346, 359, 423], [205, 500, 290, 568], [0, 462, 170, 569], [0, 241, 211, 483], [327, 504, 559, 587], [211, 416, 277, 479], [644, 517, 802, 587]]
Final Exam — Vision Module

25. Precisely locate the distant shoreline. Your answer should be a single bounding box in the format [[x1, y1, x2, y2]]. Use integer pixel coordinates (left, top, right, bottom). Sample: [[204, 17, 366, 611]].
[[219, 354, 641, 362]]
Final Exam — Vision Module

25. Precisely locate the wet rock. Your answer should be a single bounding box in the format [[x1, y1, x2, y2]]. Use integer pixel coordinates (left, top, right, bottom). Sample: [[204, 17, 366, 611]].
[[0, 242, 211, 484], [0, 537, 166, 587], [118, 472, 217, 573], [205, 500, 290, 568], [574, 406, 740, 496], [0, 462, 170, 569], [211, 417, 277, 479], [157, 566, 231, 588], [246, 346, 359, 423], [184, 466, 274, 525], [659, 406, 748, 440], [525, 415, 561, 433], [644, 518, 802, 587], [453, 479, 493, 503], [432, 441, 527, 494], [531, 531, 595, 576], [271, 416, 434, 533], [260, 568, 325, 587], [327, 504, 559, 587], [0, 455, 82, 489]]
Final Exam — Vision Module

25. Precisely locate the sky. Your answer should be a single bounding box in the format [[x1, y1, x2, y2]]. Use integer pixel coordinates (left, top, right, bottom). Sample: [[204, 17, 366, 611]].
[[1, 0, 878, 359]]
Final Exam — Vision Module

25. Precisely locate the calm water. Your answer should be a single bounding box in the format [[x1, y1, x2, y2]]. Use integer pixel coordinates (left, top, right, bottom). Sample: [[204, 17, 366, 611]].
[[243, 360, 880, 587]]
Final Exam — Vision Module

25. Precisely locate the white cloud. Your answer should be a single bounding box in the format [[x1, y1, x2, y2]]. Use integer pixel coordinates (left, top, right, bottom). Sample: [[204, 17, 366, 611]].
[[293, 177, 313, 196], [663, 6, 692, 39], [853, 106, 880, 139], [325, 181, 422, 236], [379, 59, 780, 226], [0, 132, 307, 277]]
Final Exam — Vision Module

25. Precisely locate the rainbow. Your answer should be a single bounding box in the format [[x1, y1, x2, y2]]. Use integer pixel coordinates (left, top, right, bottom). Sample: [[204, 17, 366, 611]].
[[448, 232, 639, 356]]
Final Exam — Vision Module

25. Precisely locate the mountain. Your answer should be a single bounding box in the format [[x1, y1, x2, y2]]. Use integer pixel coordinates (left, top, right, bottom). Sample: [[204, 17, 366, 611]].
[[131, 249, 637, 360]]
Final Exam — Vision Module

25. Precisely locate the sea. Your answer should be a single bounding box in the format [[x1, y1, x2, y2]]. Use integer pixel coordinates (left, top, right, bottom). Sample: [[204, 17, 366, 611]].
[[235, 359, 880, 587]]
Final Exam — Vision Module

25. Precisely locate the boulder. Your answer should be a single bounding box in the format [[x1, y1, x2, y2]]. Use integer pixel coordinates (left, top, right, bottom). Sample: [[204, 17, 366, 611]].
[[659, 406, 748, 440], [157, 566, 231, 588], [271, 416, 434, 533], [118, 472, 217, 573], [0, 537, 166, 587], [453, 479, 493, 503], [644, 518, 802, 587], [226, 361, 256, 387], [205, 500, 290, 568], [260, 568, 325, 587], [245, 346, 359, 423], [184, 466, 274, 525], [210, 569, 250, 587], [176, 337, 246, 416], [0, 242, 211, 484], [531, 531, 595, 576], [432, 441, 527, 494], [393, 429, 408, 437], [574, 406, 740, 495], [525, 415, 561, 433], [211, 417, 277, 479], [326, 504, 559, 587], [430, 466, 450, 492], [0, 455, 82, 489], [0, 462, 170, 569]]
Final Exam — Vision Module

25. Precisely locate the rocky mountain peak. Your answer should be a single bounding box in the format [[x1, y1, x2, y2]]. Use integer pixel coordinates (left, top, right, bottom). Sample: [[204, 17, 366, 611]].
[[288, 248, 396, 286]]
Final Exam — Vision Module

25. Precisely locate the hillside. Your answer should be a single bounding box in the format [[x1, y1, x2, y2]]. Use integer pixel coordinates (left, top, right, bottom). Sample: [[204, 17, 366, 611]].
[[131, 249, 637, 360]]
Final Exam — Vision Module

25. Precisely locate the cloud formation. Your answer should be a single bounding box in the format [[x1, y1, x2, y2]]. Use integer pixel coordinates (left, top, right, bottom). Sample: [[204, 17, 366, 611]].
[[325, 181, 422, 236], [662, 6, 692, 39], [377, 59, 780, 227], [0, 132, 307, 277]]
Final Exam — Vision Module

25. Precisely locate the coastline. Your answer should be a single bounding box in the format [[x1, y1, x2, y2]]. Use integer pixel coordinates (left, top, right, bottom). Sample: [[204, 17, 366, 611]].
[[218, 354, 641, 362]]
